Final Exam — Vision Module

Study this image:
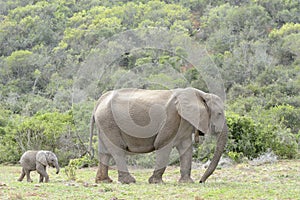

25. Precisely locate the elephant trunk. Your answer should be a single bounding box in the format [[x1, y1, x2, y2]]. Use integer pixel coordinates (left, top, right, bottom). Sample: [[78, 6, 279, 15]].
[[199, 122, 228, 183], [55, 162, 60, 174]]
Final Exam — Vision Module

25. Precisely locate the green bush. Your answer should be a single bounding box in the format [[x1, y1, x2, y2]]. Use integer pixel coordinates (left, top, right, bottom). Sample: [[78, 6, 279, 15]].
[[64, 155, 98, 181], [227, 151, 244, 162], [68, 155, 98, 168], [14, 112, 74, 151], [193, 111, 298, 162], [226, 112, 263, 159], [266, 128, 298, 159], [193, 136, 216, 162], [64, 159, 78, 181], [0, 108, 21, 164], [225, 112, 298, 159], [270, 105, 300, 134]]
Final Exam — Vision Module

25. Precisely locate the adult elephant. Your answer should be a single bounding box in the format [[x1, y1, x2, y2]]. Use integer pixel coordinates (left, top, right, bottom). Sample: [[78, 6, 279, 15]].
[[90, 87, 228, 184]]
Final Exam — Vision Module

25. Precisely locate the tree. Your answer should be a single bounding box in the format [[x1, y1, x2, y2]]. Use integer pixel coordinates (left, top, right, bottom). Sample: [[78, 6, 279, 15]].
[[269, 23, 300, 65]]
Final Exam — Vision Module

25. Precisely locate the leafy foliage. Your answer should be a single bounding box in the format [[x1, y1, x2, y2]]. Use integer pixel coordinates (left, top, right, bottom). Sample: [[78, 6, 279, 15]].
[[226, 111, 299, 160], [0, 0, 299, 164], [15, 112, 73, 151], [64, 155, 98, 180]]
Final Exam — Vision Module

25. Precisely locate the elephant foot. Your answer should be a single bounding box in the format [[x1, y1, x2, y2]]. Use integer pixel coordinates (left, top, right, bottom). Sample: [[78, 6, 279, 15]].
[[118, 172, 136, 184], [178, 176, 194, 183], [148, 176, 164, 184], [95, 177, 113, 183], [26, 179, 33, 183]]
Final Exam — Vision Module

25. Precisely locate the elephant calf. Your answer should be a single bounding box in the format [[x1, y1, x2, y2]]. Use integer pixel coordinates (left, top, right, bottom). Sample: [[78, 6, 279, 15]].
[[18, 150, 60, 183]]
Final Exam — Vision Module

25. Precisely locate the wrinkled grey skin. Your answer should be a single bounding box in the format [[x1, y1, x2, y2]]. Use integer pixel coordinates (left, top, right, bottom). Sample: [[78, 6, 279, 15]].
[[90, 88, 228, 184], [18, 150, 60, 183]]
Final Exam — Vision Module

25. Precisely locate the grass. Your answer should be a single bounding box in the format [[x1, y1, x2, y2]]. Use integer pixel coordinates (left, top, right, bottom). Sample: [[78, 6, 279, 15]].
[[0, 160, 299, 200]]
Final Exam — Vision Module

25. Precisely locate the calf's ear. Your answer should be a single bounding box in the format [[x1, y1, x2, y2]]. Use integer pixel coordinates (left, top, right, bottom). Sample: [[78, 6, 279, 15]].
[[36, 151, 48, 166]]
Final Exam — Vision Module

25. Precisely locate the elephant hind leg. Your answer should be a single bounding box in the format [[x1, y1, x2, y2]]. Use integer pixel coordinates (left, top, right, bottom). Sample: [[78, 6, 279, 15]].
[[113, 152, 135, 184], [99, 129, 135, 184], [96, 153, 113, 183], [118, 170, 136, 184], [17, 168, 26, 182], [24, 169, 33, 182]]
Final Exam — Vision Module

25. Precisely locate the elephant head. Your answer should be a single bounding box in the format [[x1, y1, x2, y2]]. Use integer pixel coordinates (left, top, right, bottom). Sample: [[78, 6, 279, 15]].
[[36, 151, 60, 174], [173, 88, 228, 183]]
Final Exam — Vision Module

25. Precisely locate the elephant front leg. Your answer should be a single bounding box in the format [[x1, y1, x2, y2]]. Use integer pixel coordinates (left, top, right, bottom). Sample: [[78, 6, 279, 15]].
[[148, 168, 166, 184], [96, 153, 113, 183], [39, 174, 44, 183], [176, 139, 194, 183], [37, 164, 49, 183], [149, 145, 172, 184]]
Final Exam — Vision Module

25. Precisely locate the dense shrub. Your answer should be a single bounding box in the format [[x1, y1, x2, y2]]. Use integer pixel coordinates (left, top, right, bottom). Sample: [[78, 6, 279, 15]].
[[14, 112, 74, 151], [270, 105, 300, 134], [0, 108, 21, 163], [193, 136, 216, 162], [226, 112, 298, 160], [226, 113, 261, 159], [193, 111, 299, 162]]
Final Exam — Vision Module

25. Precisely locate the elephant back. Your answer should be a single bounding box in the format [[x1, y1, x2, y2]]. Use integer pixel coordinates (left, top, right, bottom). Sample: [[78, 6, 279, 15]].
[[20, 150, 39, 170]]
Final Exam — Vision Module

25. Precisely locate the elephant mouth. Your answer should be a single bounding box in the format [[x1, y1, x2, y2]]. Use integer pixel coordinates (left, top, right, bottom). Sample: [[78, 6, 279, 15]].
[[211, 124, 225, 135], [211, 125, 215, 133], [211, 124, 219, 135]]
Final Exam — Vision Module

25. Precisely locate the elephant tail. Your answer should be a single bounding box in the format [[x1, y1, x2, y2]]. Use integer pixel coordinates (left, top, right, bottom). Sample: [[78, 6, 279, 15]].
[[89, 113, 95, 159]]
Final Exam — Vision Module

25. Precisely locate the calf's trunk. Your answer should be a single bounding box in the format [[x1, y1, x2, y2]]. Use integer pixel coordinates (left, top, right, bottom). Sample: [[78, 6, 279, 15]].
[[55, 162, 60, 174]]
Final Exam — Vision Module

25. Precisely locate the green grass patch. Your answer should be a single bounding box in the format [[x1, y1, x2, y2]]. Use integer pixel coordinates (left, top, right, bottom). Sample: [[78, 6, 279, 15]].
[[0, 160, 299, 199]]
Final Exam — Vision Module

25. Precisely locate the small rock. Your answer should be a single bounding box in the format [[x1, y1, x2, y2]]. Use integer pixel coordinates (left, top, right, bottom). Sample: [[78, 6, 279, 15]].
[[66, 182, 76, 186], [249, 150, 278, 166], [34, 184, 41, 187], [202, 160, 211, 169], [202, 157, 234, 169], [218, 157, 234, 168], [0, 182, 7, 186], [83, 182, 89, 187]]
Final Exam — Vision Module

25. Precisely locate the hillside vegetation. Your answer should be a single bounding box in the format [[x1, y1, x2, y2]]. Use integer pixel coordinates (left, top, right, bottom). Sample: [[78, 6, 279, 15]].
[[0, 0, 299, 165]]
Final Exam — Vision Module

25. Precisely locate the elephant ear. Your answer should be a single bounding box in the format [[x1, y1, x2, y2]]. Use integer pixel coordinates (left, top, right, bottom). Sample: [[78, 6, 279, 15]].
[[36, 151, 48, 166], [173, 88, 210, 134]]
